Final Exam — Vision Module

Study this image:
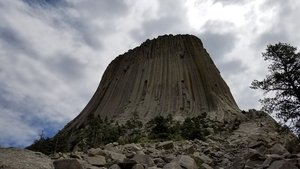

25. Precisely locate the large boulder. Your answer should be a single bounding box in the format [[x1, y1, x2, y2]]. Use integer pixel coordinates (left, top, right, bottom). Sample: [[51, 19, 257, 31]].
[[0, 148, 54, 169], [163, 162, 183, 169], [53, 159, 82, 169], [85, 155, 106, 167], [172, 155, 198, 169], [268, 160, 298, 169], [132, 154, 155, 167]]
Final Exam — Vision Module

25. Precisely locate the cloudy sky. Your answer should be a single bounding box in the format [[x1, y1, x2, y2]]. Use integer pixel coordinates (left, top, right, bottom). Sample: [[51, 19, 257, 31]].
[[1, 0, 300, 147]]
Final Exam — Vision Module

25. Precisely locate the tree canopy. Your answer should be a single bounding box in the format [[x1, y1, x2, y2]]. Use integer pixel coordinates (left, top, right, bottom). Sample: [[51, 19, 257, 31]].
[[251, 42, 300, 130]]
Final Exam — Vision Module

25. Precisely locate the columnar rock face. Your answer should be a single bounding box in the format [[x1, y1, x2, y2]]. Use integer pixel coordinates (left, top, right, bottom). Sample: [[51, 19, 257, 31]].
[[64, 34, 244, 131]]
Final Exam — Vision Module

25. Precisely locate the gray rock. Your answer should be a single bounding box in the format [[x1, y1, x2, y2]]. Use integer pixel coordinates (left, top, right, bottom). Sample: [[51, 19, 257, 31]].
[[118, 159, 137, 169], [132, 164, 144, 169], [156, 141, 174, 150], [132, 154, 155, 167], [70, 152, 82, 159], [163, 162, 183, 169], [246, 149, 265, 161], [248, 140, 265, 149], [201, 163, 214, 169], [108, 151, 126, 163], [263, 157, 275, 168], [53, 159, 83, 169], [88, 148, 106, 156], [164, 154, 175, 163], [268, 160, 298, 169], [245, 160, 263, 169], [0, 148, 54, 169], [150, 151, 162, 158], [227, 158, 245, 169], [108, 164, 121, 169], [86, 155, 106, 166], [124, 143, 142, 151], [183, 145, 195, 154], [148, 167, 161, 169], [268, 143, 289, 155], [154, 158, 165, 168], [172, 155, 198, 169], [193, 152, 213, 164]]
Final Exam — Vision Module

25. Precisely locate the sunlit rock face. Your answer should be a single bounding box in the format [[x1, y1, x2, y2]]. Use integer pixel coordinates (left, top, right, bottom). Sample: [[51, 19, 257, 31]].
[[64, 34, 245, 131]]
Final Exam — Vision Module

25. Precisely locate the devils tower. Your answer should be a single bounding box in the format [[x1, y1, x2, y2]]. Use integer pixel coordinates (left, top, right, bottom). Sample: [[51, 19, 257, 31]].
[[63, 34, 245, 132]]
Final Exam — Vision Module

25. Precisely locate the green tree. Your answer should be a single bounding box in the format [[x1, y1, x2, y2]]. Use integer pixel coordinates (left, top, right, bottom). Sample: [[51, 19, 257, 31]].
[[251, 43, 300, 129], [147, 114, 179, 140], [181, 113, 210, 140]]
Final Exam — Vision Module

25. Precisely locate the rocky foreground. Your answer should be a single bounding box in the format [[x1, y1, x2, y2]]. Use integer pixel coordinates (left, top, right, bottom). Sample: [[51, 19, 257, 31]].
[[1, 110, 300, 169]]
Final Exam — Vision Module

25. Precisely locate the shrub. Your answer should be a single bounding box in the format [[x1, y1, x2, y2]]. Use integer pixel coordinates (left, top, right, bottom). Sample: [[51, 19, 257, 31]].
[[181, 113, 210, 140]]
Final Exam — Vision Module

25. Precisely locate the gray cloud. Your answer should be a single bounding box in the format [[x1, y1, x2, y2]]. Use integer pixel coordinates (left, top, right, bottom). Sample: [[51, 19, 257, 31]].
[[256, 0, 300, 48], [67, 0, 128, 18], [23, 0, 66, 8], [0, 26, 37, 59], [130, 0, 190, 42], [45, 53, 86, 81], [131, 15, 187, 42], [200, 31, 236, 60], [256, 31, 290, 48]]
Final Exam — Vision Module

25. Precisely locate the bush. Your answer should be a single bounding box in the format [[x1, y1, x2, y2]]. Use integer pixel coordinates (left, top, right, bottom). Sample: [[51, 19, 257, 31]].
[[28, 113, 213, 154], [27, 136, 54, 155], [181, 113, 210, 140], [147, 114, 181, 140]]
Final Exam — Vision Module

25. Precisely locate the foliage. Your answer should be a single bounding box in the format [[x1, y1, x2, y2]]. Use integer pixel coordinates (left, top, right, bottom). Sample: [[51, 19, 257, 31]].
[[119, 112, 145, 144], [251, 43, 300, 130], [28, 113, 214, 154], [27, 132, 54, 155], [146, 114, 181, 140], [87, 117, 123, 147], [180, 112, 210, 140], [146, 113, 211, 141]]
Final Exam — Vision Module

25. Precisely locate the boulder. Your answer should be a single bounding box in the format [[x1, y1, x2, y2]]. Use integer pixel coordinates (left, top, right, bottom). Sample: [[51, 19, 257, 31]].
[[246, 149, 265, 161], [132, 164, 145, 169], [108, 151, 126, 163], [53, 159, 83, 169], [193, 152, 213, 164], [118, 159, 137, 169], [156, 141, 174, 150], [124, 143, 142, 151], [163, 162, 183, 169], [86, 155, 106, 166], [248, 140, 265, 149], [0, 148, 54, 169], [227, 158, 245, 169], [109, 164, 121, 169], [70, 152, 82, 160], [172, 155, 198, 169], [148, 167, 161, 169], [88, 148, 106, 156], [268, 143, 289, 155], [164, 154, 175, 163], [132, 154, 155, 167], [268, 160, 298, 169], [153, 158, 165, 168], [201, 163, 214, 169]]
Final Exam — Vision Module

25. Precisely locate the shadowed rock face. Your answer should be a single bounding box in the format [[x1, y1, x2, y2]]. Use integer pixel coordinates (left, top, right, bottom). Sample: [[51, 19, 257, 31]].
[[64, 34, 244, 131]]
